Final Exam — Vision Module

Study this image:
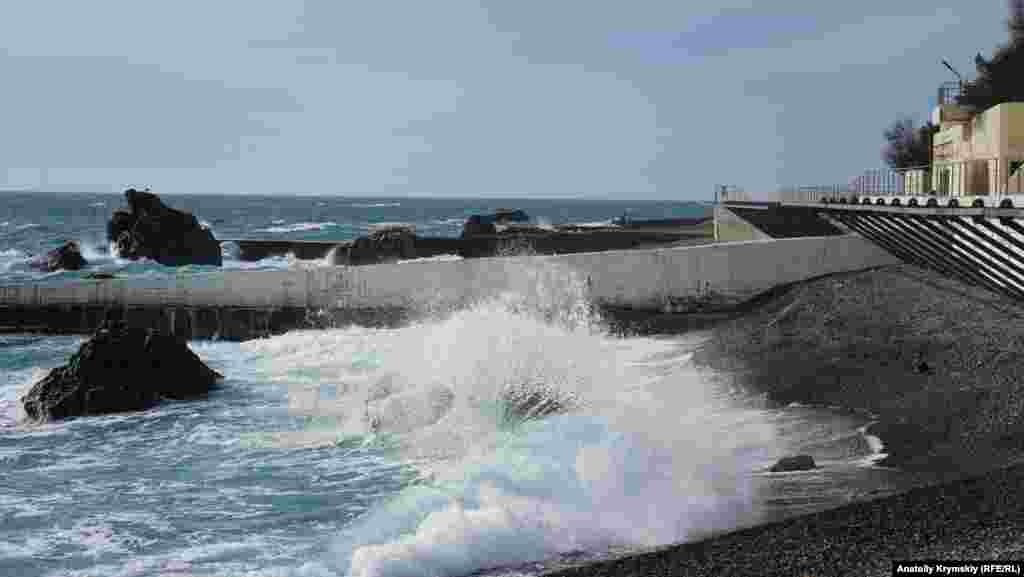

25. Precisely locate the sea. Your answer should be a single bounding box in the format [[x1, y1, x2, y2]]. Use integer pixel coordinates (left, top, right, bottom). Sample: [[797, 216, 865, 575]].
[[1, 192, 939, 577]]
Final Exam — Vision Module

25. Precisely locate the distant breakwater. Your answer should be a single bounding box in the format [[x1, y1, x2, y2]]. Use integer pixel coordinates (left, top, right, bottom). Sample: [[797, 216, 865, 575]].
[[223, 226, 711, 262], [0, 235, 899, 341]]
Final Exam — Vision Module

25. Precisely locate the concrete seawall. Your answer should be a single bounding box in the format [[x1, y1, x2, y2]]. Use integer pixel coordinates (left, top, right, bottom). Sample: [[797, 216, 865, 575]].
[[223, 228, 711, 262], [0, 235, 899, 340]]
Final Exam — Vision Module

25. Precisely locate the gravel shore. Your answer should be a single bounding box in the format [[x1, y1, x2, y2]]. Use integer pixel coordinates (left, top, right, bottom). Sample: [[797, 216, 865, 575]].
[[544, 461, 1024, 577], [693, 263, 1024, 474], [548, 263, 1024, 576]]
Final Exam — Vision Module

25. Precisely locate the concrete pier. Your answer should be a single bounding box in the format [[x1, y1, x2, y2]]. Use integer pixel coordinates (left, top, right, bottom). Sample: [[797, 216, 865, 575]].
[[0, 235, 899, 340]]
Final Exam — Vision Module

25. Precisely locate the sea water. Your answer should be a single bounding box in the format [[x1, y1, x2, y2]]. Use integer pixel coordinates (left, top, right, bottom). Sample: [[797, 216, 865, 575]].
[[1, 193, 932, 577], [0, 192, 709, 285]]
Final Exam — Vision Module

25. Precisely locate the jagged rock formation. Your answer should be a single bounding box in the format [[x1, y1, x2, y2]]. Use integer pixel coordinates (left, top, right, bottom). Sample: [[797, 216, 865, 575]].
[[30, 241, 87, 272], [21, 321, 222, 422], [461, 209, 530, 238], [107, 188, 222, 266], [331, 225, 417, 265]]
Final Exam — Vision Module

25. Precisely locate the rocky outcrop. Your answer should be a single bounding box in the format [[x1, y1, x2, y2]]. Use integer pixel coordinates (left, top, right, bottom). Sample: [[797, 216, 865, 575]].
[[770, 455, 817, 472], [30, 241, 87, 272], [107, 188, 222, 267], [331, 226, 417, 265], [461, 209, 530, 237], [20, 321, 222, 422], [461, 215, 498, 237]]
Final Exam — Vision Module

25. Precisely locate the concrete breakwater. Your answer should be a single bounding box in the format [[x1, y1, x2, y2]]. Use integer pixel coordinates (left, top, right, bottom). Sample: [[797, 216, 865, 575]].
[[224, 227, 712, 262], [0, 235, 899, 340]]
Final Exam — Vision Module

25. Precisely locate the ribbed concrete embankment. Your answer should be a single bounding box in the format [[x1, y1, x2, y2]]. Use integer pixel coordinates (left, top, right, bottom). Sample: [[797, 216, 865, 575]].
[[0, 235, 899, 340]]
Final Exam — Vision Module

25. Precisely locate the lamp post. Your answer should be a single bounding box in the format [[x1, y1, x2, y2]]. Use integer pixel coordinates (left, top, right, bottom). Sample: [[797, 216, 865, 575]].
[[942, 59, 963, 85]]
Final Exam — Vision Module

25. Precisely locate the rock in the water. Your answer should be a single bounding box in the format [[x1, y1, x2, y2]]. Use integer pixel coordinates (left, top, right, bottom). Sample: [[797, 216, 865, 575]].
[[86, 272, 116, 280], [461, 209, 530, 237], [30, 241, 87, 272], [770, 455, 817, 472], [461, 215, 497, 237], [20, 321, 222, 422], [107, 188, 221, 267], [500, 382, 577, 425], [333, 225, 417, 265]]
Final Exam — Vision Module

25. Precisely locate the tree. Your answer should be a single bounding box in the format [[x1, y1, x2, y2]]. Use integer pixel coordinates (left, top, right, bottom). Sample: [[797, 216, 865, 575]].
[[882, 118, 936, 170], [958, 0, 1024, 111]]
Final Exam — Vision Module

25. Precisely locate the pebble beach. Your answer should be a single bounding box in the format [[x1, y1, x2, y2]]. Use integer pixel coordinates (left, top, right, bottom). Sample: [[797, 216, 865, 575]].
[[548, 263, 1024, 576]]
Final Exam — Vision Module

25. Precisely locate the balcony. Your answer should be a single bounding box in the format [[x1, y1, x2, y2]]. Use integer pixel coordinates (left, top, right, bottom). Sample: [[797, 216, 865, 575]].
[[937, 81, 962, 106]]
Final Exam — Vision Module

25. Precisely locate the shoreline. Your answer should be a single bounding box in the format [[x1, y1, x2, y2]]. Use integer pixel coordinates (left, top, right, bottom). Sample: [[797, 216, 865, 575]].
[[543, 462, 1024, 577], [545, 263, 1024, 576], [689, 263, 1024, 473]]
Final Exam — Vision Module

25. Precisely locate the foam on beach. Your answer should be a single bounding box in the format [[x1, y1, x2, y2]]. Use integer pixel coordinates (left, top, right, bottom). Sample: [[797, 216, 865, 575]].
[[223, 257, 786, 577]]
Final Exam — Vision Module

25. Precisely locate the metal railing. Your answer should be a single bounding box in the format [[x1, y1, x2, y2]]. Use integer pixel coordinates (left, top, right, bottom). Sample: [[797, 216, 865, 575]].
[[775, 156, 1024, 202], [716, 185, 751, 203], [937, 81, 963, 107], [777, 165, 933, 202]]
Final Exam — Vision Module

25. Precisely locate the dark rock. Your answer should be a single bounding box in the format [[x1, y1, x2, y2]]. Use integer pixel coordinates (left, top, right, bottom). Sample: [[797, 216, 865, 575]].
[[20, 321, 222, 422], [461, 215, 497, 237], [770, 455, 817, 472], [333, 225, 416, 265], [29, 241, 87, 272], [86, 272, 116, 280], [107, 188, 221, 267], [500, 382, 576, 426], [461, 209, 530, 237]]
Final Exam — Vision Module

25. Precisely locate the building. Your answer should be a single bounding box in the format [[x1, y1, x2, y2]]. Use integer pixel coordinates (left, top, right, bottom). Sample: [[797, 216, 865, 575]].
[[931, 96, 1024, 196]]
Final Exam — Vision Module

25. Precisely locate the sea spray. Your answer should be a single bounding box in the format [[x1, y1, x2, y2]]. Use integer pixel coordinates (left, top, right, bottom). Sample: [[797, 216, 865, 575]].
[[226, 255, 783, 577]]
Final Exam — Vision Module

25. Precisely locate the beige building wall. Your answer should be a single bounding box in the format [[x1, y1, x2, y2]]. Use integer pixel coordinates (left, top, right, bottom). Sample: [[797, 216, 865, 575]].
[[932, 102, 1024, 195]]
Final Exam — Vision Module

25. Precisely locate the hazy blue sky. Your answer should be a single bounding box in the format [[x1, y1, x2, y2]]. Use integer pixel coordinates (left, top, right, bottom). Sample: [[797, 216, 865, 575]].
[[0, 1, 1012, 199]]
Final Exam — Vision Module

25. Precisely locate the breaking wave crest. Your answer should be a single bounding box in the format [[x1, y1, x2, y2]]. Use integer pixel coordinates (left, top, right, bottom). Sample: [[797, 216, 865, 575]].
[[227, 256, 781, 577]]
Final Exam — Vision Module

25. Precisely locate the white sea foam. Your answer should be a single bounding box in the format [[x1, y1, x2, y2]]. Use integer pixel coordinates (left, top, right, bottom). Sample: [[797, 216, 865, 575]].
[[256, 222, 339, 234], [856, 423, 888, 466], [351, 202, 402, 208], [365, 222, 413, 232], [396, 254, 462, 264], [568, 220, 617, 228], [79, 241, 115, 262], [0, 248, 28, 271], [221, 250, 337, 271], [221, 256, 781, 577]]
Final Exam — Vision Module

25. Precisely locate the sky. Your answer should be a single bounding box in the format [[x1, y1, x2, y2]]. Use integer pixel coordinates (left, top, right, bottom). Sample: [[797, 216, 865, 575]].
[[0, 1, 1013, 199]]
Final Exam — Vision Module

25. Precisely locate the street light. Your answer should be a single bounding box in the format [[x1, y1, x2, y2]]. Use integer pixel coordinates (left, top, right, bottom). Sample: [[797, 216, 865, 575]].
[[942, 59, 963, 84]]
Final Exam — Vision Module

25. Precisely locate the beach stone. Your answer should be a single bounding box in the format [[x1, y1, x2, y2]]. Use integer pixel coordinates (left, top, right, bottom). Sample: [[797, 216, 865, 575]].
[[333, 225, 416, 265], [107, 188, 222, 267], [770, 454, 817, 472], [20, 321, 222, 422], [30, 241, 87, 272]]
